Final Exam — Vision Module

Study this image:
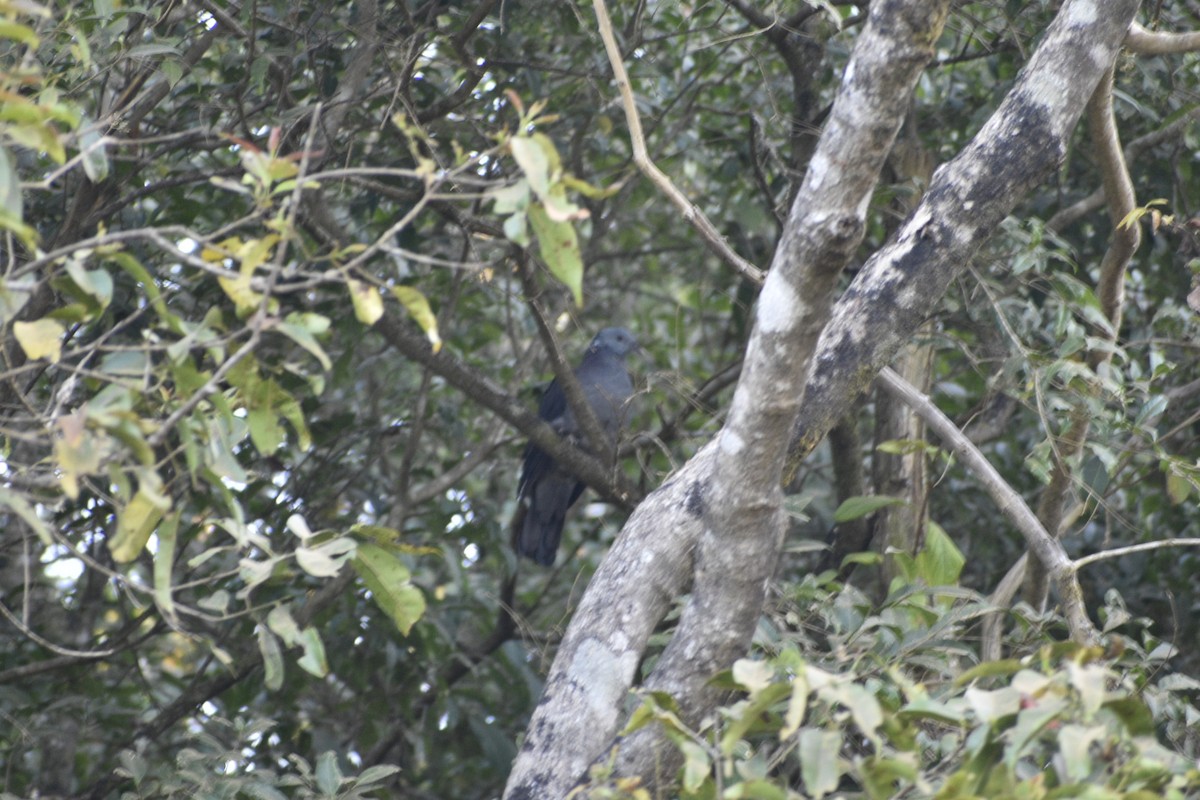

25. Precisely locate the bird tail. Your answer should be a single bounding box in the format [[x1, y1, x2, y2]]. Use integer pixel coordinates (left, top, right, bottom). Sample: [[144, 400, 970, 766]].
[[511, 497, 566, 566]]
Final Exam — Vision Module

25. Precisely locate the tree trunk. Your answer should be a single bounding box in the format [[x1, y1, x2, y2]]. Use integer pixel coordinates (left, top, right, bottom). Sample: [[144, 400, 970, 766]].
[[503, 2, 1142, 797]]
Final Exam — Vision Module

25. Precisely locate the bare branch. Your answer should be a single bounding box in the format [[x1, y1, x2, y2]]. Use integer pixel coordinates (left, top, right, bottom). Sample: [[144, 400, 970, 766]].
[[1125, 21, 1200, 54], [1073, 538, 1200, 569], [591, 0, 765, 284], [875, 367, 1098, 645]]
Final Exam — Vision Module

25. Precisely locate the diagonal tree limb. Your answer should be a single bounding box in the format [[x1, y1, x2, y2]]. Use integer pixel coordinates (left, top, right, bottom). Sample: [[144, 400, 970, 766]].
[[614, 1, 953, 787], [875, 367, 1099, 645]]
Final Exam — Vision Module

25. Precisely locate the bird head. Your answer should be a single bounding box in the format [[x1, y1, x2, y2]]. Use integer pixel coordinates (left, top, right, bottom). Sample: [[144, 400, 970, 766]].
[[589, 327, 640, 358]]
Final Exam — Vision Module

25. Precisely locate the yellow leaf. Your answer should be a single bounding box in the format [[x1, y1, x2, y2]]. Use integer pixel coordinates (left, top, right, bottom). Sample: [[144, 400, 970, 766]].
[[13, 318, 64, 363], [110, 484, 172, 563], [348, 279, 383, 325], [391, 286, 442, 353]]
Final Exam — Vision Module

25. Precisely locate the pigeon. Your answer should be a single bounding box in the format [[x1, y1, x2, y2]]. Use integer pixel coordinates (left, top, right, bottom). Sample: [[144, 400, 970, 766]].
[[513, 327, 639, 565]]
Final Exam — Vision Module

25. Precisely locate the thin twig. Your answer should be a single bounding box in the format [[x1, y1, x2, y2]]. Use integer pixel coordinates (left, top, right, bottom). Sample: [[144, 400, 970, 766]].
[[591, 0, 765, 284], [1074, 538, 1200, 570], [0, 599, 119, 658]]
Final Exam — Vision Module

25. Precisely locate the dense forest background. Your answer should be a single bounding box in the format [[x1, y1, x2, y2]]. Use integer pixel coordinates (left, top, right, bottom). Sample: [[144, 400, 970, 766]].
[[1, 1, 1199, 798]]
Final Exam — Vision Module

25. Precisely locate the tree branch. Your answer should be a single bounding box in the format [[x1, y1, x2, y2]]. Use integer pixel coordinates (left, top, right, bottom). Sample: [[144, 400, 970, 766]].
[[1125, 21, 1200, 54], [592, 0, 765, 284], [875, 367, 1098, 645]]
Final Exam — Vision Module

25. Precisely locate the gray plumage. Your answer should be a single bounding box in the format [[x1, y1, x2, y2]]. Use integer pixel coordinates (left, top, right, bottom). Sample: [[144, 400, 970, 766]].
[[513, 327, 638, 565]]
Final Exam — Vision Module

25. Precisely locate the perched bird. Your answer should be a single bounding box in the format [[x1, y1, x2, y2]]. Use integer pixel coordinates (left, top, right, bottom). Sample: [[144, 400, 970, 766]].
[[513, 327, 639, 565]]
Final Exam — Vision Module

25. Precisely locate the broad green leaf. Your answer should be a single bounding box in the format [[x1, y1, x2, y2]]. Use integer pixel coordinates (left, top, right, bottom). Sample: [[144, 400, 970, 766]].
[[295, 536, 356, 577], [1164, 464, 1190, 505], [315, 751, 342, 797], [913, 521, 964, 585], [0, 21, 38, 48], [110, 485, 171, 563], [0, 145, 20, 220], [54, 411, 104, 499], [835, 683, 883, 742], [63, 259, 113, 307], [781, 673, 809, 739], [348, 278, 383, 325], [509, 134, 551, 199], [1057, 723, 1105, 782], [1005, 697, 1068, 768], [353, 541, 426, 635], [266, 604, 303, 643], [277, 312, 332, 370], [490, 179, 530, 214], [391, 286, 442, 353], [296, 627, 328, 677], [720, 681, 791, 756], [153, 512, 180, 622], [1066, 662, 1109, 717], [678, 739, 710, 793], [257, 624, 285, 691], [1101, 696, 1155, 735], [540, 182, 585, 222], [528, 203, 583, 306], [896, 696, 966, 725], [732, 658, 775, 694], [503, 209, 529, 245], [798, 728, 842, 799], [78, 122, 109, 182], [247, 406, 283, 453], [964, 686, 1020, 724], [833, 494, 906, 523], [110, 250, 182, 331], [13, 318, 65, 363]]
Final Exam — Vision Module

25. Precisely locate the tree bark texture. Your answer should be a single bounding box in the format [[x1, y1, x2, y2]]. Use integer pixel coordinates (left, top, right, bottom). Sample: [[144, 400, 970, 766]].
[[503, 2, 1142, 797]]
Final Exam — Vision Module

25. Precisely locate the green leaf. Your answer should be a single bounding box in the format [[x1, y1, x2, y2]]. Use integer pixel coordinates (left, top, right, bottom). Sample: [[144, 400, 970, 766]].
[[153, 512, 180, 622], [781, 673, 809, 739], [277, 313, 332, 370], [528, 203, 583, 306], [1101, 696, 1155, 736], [490, 179, 530, 214], [390, 286, 442, 353], [833, 494, 906, 523], [509, 134, 551, 199], [266, 604, 303, 643], [78, 122, 109, 182], [678, 739, 710, 793], [732, 658, 775, 694], [315, 751, 343, 797], [296, 627, 328, 677], [13, 318, 65, 363], [295, 536, 356, 577], [353, 542, 426, 635], [798, 728, 842, 799], [257, 624, 285, 691], [0, 20, 39, 47], [110, 483, 171, 563], [913, 521, 964, 585], [0, 145, 21, 220], [54, 411, 104, 499], [1164, 463, 1191, 505]]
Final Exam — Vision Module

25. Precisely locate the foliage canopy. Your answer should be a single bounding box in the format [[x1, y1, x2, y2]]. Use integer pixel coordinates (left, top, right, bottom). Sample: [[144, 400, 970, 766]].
[[0, 1, 1199, 798]]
